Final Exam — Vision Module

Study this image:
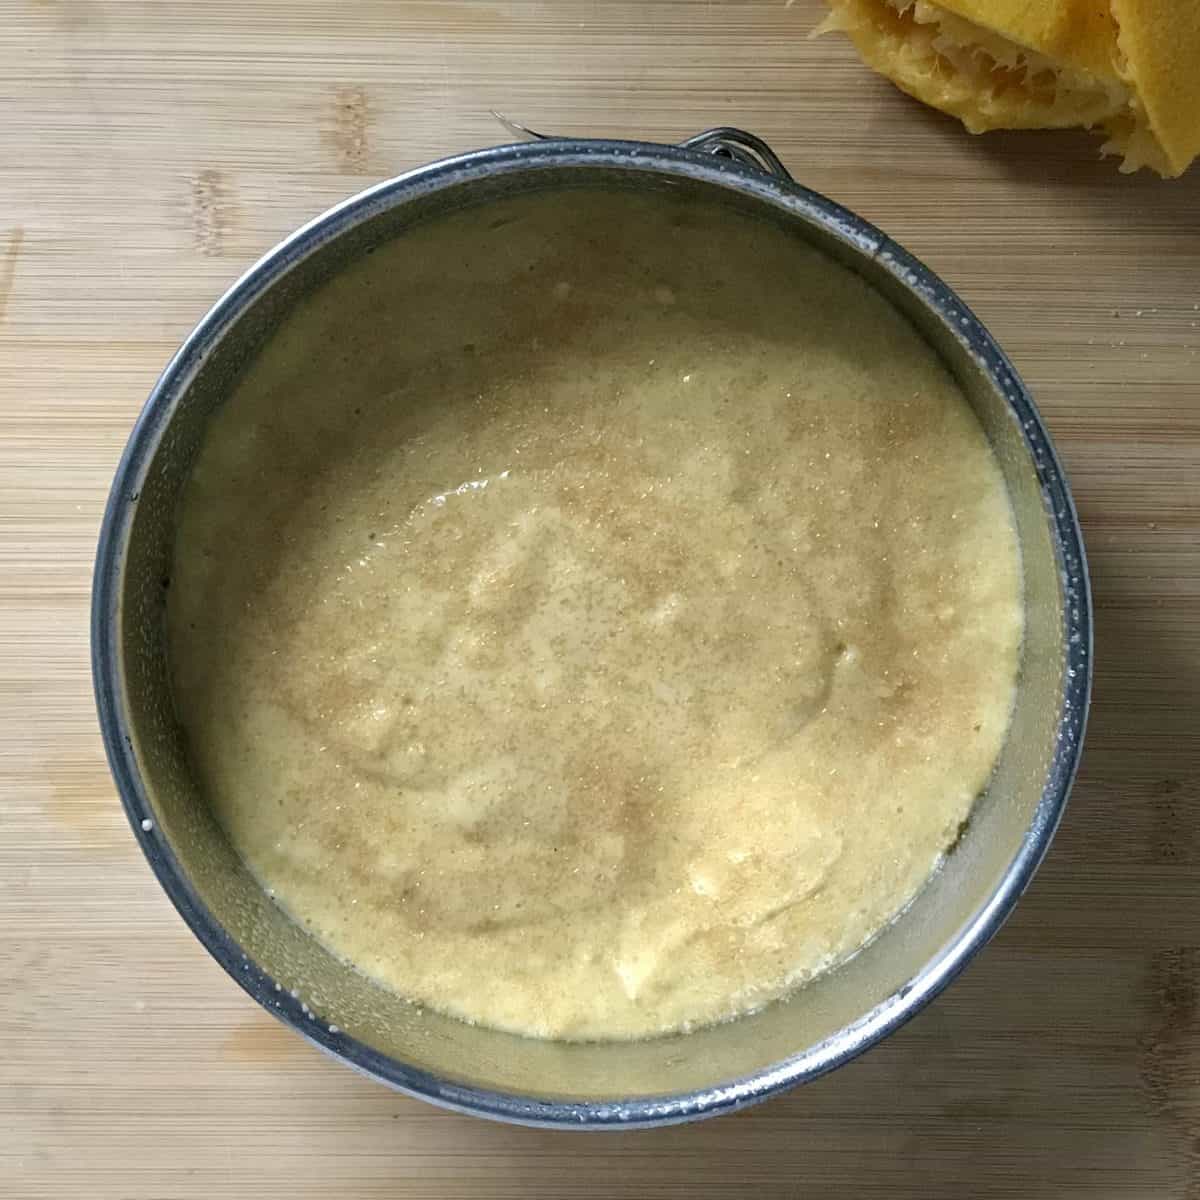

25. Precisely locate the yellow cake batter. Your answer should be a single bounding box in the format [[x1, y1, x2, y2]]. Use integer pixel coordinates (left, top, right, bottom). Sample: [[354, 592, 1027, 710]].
[[169, 190, 1023, 1041]]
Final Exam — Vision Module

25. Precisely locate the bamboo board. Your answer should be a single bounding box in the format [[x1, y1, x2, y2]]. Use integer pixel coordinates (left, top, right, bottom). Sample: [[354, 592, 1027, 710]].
[[2, 2, 1198, 1195]]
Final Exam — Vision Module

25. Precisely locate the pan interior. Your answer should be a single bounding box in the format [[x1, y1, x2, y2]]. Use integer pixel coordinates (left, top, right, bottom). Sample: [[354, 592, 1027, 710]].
[[110, 163, 1069, 1109]]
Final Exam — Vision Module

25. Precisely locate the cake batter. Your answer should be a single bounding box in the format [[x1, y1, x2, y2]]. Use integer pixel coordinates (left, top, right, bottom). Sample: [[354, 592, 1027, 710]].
[[169, 190, 1023, 1040]]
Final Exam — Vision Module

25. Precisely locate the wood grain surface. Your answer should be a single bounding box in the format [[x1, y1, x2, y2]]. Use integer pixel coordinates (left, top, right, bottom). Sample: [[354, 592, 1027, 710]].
[[2, 1, 1198, 1196]]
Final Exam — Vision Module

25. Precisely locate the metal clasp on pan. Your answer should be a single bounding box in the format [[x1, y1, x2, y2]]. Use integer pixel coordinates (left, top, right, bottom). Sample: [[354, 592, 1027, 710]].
[[490, 112, 794, 183]]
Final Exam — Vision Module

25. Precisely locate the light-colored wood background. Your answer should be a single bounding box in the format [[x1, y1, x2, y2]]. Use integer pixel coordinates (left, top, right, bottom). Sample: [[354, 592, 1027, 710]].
[[2, 1, 1198, 1196]]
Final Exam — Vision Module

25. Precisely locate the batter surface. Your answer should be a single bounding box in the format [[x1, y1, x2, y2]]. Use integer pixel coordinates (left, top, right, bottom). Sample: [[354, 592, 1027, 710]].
[[169, 191, 1023, 1040]]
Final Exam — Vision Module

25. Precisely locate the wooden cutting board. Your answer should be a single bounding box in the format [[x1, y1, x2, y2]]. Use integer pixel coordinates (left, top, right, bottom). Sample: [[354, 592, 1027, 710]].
[[3, 1, 1198, 1196]]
